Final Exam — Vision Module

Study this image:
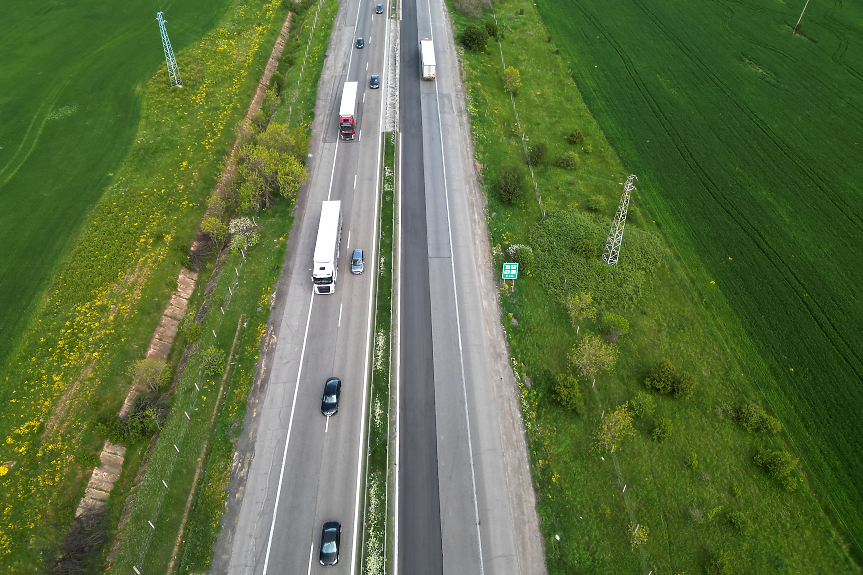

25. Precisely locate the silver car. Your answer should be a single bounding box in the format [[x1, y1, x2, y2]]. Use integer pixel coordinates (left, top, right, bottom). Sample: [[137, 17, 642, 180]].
[[351, 249, 364, 274]]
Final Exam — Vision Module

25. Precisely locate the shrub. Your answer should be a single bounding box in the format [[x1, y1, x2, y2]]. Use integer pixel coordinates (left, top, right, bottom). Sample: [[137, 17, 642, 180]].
[[527, 142, 547, 165], [270, 71, 285, 94], [185, 322, 203, 343], [739, 403, 782, 433], [200, 346, 226, 377], [497, 165, 526, 204], [652, 417, 672, 443], [685, 451, 699, 469], [503, 66, 521, 93], [484, 19, 498, 38], [585, 195, 606, 212], [583, 142, 593, 154], [592, 403, 634, 452], [78, 451, 101, 470], [463, 24, 488, 51], [673, 371, 697, 399], [556, 151, 578, 169], [229, 216, 261, 254], [688, 506, 704, 524], [553, 373, 584, 415], [729, 511, 752, 535], [507, 244, 534, 272], [706, 550, 733, 575], [754, 446, 799, 491], [573, 238, 596, 260], [128, 358, 167, 393], [630, 391, 655, 418], [645, 358, 676, 394], [201, 216, 228, 245], [601, 312, 629, 342], [567, 129, 585, 145]]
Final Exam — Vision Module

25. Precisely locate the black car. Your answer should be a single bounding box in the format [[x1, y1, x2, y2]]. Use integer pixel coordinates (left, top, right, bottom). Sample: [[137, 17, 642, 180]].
[[369, 75, 379, 89], [319, 521, 341, 566], [321, 377, 341, 416], [375, 3, 383, 13], [356, 37, 364, 49]]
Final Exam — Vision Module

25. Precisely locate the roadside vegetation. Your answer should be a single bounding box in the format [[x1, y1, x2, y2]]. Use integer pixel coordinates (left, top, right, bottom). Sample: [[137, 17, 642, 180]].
[[448, 0, 859, 571], [0, 0, 288, 569]]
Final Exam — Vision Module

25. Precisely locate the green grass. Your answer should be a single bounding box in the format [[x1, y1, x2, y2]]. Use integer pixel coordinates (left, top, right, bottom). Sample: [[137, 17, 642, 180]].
[[535, 0, 863, 560], [448, 0, 859, 571], [361, 132, 396, 575], [0, 0, 287, 569], [0, 0, 235, 367]]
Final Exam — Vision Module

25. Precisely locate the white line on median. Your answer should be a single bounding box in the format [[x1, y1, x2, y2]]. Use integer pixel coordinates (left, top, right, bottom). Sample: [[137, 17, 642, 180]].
[[338, 303, 343, 326]]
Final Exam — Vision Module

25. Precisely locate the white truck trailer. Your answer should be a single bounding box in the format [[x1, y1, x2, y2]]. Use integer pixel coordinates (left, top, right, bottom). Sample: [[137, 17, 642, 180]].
[[420, 38, 435, 80], [339, 82, 359, 140], [312, 201, 343, 294]]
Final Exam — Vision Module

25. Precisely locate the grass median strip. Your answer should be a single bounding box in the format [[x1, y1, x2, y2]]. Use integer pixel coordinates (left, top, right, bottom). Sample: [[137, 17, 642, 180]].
[[360, 132, 397, 575]]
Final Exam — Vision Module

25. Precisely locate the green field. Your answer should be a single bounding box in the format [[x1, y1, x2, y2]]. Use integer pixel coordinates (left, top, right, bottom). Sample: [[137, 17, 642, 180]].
[[537, 0, 863, 559], [0, 0, 231, 366]]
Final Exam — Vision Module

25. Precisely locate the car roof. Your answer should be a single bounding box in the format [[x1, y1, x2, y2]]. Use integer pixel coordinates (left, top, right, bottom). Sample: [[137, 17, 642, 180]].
[[353, 248, 363, 257]]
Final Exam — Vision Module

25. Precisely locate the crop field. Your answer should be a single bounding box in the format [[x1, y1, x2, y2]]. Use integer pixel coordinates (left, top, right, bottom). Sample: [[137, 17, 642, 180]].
[[537, 0, 863, 559], [0, 0, 232, 366]]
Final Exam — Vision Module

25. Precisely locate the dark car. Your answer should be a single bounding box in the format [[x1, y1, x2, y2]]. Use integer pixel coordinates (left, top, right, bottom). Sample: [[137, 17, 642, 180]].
[[369, 74, 380, 89], [375, 3, 383, 13], [321, 377, 341, 416], [356, 37, 364, 49], [351, 249, 365, 274], [319, 521, 341, 566]]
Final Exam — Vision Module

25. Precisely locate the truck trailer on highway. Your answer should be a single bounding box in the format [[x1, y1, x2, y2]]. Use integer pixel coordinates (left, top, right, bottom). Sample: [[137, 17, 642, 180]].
[[420, 38, 435, 80], [312, 201, 343, 294], [339, 82, 359, 140]]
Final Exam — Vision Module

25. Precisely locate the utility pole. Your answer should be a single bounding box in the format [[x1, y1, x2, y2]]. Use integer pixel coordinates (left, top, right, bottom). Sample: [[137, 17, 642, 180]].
[[157, 12, 182, 87], [793, 0, 810, 34], [602, 175, 637, 266]]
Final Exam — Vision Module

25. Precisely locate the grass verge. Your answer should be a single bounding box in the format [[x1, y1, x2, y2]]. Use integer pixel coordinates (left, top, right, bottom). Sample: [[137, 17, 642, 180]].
[[447, 0, 858, 572], [360, 133, 397, 575]]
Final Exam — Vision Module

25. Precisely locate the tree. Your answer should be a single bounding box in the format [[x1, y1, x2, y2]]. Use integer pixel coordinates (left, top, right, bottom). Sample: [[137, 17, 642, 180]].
[[502, 66, 521, 93], [569, 334, 618, 379], [270, 71, 285, 94], [497, 165, 526, 204], [201, 216, 227, 245], [567, 129, 585, 145], [601, 312, 629, 342], [630, 390, 655, 418], [128, 358, 166, 393], [645, 358, 676, 394], [484, 19, 499, 38], [739, 403, 781, 433], [673, 371, 697, 399], [652, 417, 672, 443], [564, 291, 596, 325], [463, 24, 488, 51], [754, 447, 799, 491], [553, 373, 584, 414], [257, 122, 310, 162], [592, 402, 634, 452], [527, 141, 547, 165]]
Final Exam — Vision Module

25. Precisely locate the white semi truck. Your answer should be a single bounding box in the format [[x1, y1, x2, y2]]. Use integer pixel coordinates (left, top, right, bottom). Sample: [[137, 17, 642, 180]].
[[312, 201, 343, 294], [420, 38, 435, 80], [339, 82, 359, 140]]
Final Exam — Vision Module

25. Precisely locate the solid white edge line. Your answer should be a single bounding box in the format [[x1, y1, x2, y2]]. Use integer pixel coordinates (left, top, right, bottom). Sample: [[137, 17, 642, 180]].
[[350, 7, 390, 573], [426, 0, 485, 571], [393, 130, 402, 575], [308, 542, 315, 574], [261, 292, 316, 575]]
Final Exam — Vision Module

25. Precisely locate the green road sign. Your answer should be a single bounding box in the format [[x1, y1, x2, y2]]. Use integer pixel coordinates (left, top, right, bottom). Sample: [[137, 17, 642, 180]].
[[502, 262, 519, 280]]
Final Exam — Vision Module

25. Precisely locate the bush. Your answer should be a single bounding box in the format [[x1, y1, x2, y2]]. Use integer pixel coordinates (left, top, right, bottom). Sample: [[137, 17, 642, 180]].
[[652, 417, 672, 443], [673, 371, 697, 399], [685, 451, 699, 469], [630, 391, 655, 418], [185, 322, 203, 343], [527, 142, 547, 165], [739, 403, 782, 433], [754, 446, 799, 491], [200, 346, 226, 377], [592, 403, 634, 452], [497, 165, 526, 204], [574, 239, 596, 260], [128, 358, 167, 393], [270, 71, 285, 94], [706, 550, 732, 575], [585, 195, 606, 212], [645, 358, 676, 394], [583, 142, 593, 154], [484, 19, 498, 38], [553, 373, 584, 415], [729, 511, 752, 535], [201, 216, 228, 245], [601, 312, 629, 342], [567, 129, 585, 145], [503, 66, 521, 93], [556, 151, 578, 169], [463, 24, 488, 51], [507, 244, 534, 272]]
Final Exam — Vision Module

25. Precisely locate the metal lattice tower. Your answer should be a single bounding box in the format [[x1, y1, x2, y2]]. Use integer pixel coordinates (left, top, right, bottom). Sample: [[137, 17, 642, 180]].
[[157, 12, 182, 87], [602, 174, 637, 265]]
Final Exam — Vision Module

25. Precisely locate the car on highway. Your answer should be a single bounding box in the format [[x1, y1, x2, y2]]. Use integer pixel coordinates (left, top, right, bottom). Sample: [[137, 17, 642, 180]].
[[319, 521, 341, 566], [356, 37, 364, 49], [351, 249, 365, 274], [369, 75, 379, 89], [321, 377, 341, 416], [376, 3, 383, 13]]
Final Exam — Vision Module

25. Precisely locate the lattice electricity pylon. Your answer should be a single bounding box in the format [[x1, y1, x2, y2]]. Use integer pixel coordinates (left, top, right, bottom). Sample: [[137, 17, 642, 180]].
[[157, 12, 182, 87], [602, 174, 637, 265]]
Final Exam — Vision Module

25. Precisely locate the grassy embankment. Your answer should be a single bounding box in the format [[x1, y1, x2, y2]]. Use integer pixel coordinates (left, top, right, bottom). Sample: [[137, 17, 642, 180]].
[[0, 0, 286, 569], [360, 133, 396, 575], [449, 0, 858, 572], [537, 0, 863, 560], [0, 0, 231, 367]]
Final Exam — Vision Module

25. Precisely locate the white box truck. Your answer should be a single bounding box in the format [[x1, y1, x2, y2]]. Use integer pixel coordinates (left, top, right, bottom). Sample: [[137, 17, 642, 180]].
[[312, 201, 343, 294], [339, 82, 359, 140], [420, 38, 435, 80]]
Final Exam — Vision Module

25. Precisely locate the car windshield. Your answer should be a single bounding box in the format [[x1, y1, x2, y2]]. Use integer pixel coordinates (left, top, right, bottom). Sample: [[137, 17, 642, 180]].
[[322, 540, 337, 553], [325, 394, 337, 403]]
